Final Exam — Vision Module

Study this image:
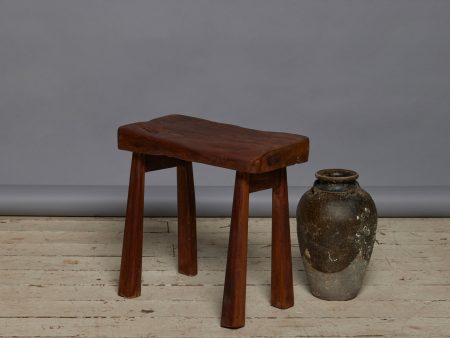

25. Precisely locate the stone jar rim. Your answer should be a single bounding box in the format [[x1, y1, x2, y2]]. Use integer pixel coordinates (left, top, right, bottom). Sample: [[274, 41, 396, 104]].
[[315, 169, 359, 183]]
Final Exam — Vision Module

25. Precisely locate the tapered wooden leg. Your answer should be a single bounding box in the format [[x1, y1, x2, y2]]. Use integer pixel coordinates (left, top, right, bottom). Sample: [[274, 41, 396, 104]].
[[271, 168, 294, 309], [119, 152, 146, 298], [177, 161, 197, 276], [221, 172, 250, 329]]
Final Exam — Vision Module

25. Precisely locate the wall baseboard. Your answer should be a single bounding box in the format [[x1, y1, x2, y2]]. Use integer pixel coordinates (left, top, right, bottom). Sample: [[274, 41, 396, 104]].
[[0, 185, 449, 217]]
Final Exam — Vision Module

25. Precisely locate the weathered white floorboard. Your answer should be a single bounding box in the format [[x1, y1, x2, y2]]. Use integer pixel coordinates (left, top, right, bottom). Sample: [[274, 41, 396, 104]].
[[1, 284, 450, 302], [1, 317, 450, 337], [0, 229, 448, 245], [0, 217, 449, 337], [0, 254, 448, 273], [1, 216, 449, 232]]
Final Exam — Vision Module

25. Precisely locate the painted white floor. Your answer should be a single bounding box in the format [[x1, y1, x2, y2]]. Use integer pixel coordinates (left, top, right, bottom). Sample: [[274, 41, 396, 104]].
[[0, 217, 449, 337]]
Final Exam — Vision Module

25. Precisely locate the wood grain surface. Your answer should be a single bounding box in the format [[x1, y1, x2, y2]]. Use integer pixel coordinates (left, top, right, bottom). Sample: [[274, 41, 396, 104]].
[[221, 172, 250, 328], [118, 153, 145, 298], [0, 217, 449, 337], [118, 114, 309, 173]]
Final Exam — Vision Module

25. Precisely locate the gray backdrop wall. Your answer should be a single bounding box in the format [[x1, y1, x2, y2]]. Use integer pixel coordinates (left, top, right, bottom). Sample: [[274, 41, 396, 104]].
[[1, 0, 449, 216]]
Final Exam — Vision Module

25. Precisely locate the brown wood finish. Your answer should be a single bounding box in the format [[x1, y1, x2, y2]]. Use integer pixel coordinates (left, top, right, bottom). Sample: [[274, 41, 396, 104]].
[[177, 161, 198, 276], [118, 152, 146, 298], [220, 169, 294, 327], [145, 154, 184, 172], [118, 115, 309, 328], [249, 170, 277, 193], [221, 172, 250, 329], [118, 114, 309, 173], [271, 168, 294, 309]]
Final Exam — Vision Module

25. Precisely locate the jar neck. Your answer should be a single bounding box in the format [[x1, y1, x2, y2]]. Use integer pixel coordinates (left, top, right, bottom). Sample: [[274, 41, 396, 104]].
[[313, 179, 358, 192], [313, 169, 360, 192]]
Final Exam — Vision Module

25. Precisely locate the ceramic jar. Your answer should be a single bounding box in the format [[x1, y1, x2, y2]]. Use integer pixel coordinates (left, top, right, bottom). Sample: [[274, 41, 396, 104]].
[[296, 169, 377, 300]]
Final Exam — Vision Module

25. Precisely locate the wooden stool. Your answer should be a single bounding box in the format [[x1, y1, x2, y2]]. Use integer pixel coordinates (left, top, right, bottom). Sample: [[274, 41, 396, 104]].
[[117, 115, 309, 328]]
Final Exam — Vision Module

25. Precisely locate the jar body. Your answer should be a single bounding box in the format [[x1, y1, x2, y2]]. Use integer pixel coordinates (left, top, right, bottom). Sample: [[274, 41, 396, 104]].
[[296, 169, 377, 300]]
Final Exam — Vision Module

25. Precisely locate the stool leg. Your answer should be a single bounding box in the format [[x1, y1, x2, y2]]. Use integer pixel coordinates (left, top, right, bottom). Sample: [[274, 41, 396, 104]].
[[271, 168, 294, 308], [221, 172, 250, 329], [177, 161, 197, 276], [119, 152, 145, 298]]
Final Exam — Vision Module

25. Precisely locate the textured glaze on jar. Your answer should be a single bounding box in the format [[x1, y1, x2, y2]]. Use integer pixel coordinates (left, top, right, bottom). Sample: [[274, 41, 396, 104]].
[[296, 169, 377, 300]]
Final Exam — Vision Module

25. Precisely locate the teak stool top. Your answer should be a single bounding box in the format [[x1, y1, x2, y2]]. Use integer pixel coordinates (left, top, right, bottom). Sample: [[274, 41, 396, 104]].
[[118, 114, 309, 173]]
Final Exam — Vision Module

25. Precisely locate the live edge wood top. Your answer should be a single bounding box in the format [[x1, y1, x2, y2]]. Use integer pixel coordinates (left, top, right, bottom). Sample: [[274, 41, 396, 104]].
[[118, 114, 309, 173]]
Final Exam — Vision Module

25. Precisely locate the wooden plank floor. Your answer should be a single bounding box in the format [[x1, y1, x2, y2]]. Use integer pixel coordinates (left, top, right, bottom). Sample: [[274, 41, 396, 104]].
[[0, 217, 449, 337]]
